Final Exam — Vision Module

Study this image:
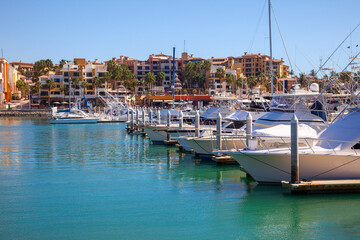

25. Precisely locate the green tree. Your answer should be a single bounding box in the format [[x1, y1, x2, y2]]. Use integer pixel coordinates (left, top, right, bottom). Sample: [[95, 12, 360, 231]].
[[235, 77, 244, 94], [16, 79, 30, 98], [144, 72, 156, 91], [80, 81, 88, 91], [92, 76, 102, 96], [46, 78, 56, 107], [225, 74, 235, 93], [298, 73, 307, 87], [31, 81, 42, 95], [215, 68, 225, 80], [60, 84, 69, 95], [156, 72, 165, 86], [247, 76, 257, 90], [59, 59, 67, 69]]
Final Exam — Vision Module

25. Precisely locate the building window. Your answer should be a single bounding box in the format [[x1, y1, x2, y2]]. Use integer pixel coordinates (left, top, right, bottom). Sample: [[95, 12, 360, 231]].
[[64, 78, 69, 82], [86, 72, 92, 77], [137, 66, 142, 70], [73, 72, 79, 77], [153, 61, 158, 64], [246, 59, 251, 62], [64, 72, 69, 77], [54, 78, 60, 83], [153, 67, 158, 70], [165, 77, 170, 80], [145, 66, 150, 70], [98, 72, 105, 77]]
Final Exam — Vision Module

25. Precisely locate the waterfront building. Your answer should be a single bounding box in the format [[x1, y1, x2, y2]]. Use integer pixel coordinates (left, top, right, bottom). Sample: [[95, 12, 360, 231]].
[[227, 52, 289, 78], [10, 61, 34, 78], [0, 58, 21, 105], [31, 59, 109, 107]]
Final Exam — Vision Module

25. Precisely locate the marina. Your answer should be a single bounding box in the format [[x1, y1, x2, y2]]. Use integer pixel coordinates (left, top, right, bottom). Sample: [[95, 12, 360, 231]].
[[2, 0, 360, 238], [1, 118, 360, 239]]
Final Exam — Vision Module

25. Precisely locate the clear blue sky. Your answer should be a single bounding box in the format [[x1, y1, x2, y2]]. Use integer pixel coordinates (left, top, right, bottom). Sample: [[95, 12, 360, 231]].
[[2, 0, 360, 76]]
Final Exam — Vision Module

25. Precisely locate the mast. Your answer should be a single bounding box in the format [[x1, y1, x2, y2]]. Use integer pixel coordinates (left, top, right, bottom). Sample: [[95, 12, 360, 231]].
[[68, 63, 71, 109], [268, 0, 273, 96], [172, 47, 175, 109]]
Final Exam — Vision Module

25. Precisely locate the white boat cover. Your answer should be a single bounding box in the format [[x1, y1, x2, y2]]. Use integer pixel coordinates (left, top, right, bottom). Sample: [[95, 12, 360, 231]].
[[224, 110, 266, 122], [317, 110, 360, 150], [200, 107, 235, 120], [257, 110, 325, 122], [160, 109, 181, 117], [253, 124, 317, 139]]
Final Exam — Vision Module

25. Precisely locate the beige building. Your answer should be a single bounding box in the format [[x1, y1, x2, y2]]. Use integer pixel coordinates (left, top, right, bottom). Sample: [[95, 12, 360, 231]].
[[227, 52, 289, 78]]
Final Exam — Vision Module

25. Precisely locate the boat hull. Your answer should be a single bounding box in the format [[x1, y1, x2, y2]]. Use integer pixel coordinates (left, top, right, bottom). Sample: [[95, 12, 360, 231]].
[[229, 151, 360, 183], [50, 118, 98, 124], [184, 137, 246, 156]]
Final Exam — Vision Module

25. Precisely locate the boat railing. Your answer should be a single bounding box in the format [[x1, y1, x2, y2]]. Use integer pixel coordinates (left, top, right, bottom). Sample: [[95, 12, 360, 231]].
[[213, 133, 359, 156]]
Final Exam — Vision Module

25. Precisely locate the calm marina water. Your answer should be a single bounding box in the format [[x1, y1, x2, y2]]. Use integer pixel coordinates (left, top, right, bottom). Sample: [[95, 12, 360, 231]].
[[1, 118, 360, 239]]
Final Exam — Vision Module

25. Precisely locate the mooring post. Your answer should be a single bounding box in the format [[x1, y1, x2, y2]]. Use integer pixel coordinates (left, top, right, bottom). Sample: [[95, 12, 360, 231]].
[[142, 108, 145, 125], [216, 112, 222, 150], [195, 110, 200, 137], [148, 109, 152, 125], [246, 113, 252, 148], [291, 115, 299, 184], [167, 110, 171, 128], [131, 109, 134, 129], [135, 108, 139, 127], [157, 110, 161, 125], [179, 111, 183, 129]]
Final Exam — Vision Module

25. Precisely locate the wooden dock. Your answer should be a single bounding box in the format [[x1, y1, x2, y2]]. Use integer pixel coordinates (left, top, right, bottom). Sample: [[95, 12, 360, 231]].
[[211, 155, 239, 165], [164, 140, 178, 146], [282, 180, 360, 194]]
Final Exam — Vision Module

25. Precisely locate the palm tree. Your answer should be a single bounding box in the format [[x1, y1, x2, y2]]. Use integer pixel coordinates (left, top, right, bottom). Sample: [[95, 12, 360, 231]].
[[156, 72, 165, 86], [46, 78, 56, 107], [59, 59, 67, 69], [80, 81, 88, 92], [92, 76, 102, 96], [247, 76, 257, 91], [215, 68, 225, 81], [32, 81, 42, 95], [144, 72, 156, 91], [60, 84, 69, 95], [235, 77, 243, 95], [225, 74, 235, 93]]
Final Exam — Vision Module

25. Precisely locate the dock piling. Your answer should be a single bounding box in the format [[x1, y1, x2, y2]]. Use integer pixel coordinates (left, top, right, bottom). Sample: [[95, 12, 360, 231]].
[[291, 115, 299, 184], [167, 110, 171, 127], [216, 112, 222, 150], [246, 113, 252, 148], [149, 109, 152, 125], [195, 110, 200, 137], [179, 111, 183, 129]]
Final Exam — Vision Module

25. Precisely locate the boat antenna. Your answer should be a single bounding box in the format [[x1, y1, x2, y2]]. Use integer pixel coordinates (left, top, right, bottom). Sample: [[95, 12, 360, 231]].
[[315, 22, 360, 76], [268, 0, 274, 96], [172, 47, 176, 109]]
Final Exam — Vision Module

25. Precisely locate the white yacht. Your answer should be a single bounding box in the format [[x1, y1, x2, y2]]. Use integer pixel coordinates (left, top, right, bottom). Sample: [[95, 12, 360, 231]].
[[226, 109, 360, 183], [50, 107, 98, 124]]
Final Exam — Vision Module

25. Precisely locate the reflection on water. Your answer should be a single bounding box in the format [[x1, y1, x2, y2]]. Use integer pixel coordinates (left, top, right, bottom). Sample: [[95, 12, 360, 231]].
[[0, 119, 360, 240]]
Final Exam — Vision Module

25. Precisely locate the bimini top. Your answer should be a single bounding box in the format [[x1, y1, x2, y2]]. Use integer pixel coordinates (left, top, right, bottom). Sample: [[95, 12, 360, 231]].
[[317, 110, 360, 150], [224, 110, 266, 122], [200, 107, 235, 120], [253, 124, 318, 139]]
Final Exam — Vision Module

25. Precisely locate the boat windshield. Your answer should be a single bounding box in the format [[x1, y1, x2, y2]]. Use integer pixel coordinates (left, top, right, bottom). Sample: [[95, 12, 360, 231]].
[[270, 95, 319, 111]]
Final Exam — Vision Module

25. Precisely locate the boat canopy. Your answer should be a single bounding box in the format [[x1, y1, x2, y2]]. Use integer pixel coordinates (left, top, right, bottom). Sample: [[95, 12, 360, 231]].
[[200, 107, 235, 120], [317, 110, 360, 150], [253, 124, 317, 139], [224, 110, 266, 122], [257, 111, 326, 123]]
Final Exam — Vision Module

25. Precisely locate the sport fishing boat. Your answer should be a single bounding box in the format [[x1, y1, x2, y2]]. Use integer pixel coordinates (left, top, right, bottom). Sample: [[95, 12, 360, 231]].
[[50, 107, 98, 124]]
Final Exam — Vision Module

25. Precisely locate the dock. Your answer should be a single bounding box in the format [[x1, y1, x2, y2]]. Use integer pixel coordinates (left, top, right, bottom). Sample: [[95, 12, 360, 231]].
[[211, 155, 239, 165], [282, 180, 360, 194]]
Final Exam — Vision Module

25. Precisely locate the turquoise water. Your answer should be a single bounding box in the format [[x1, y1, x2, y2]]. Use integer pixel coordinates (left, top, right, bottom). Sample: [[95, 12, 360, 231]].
[[1, 118, 360, 240]]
